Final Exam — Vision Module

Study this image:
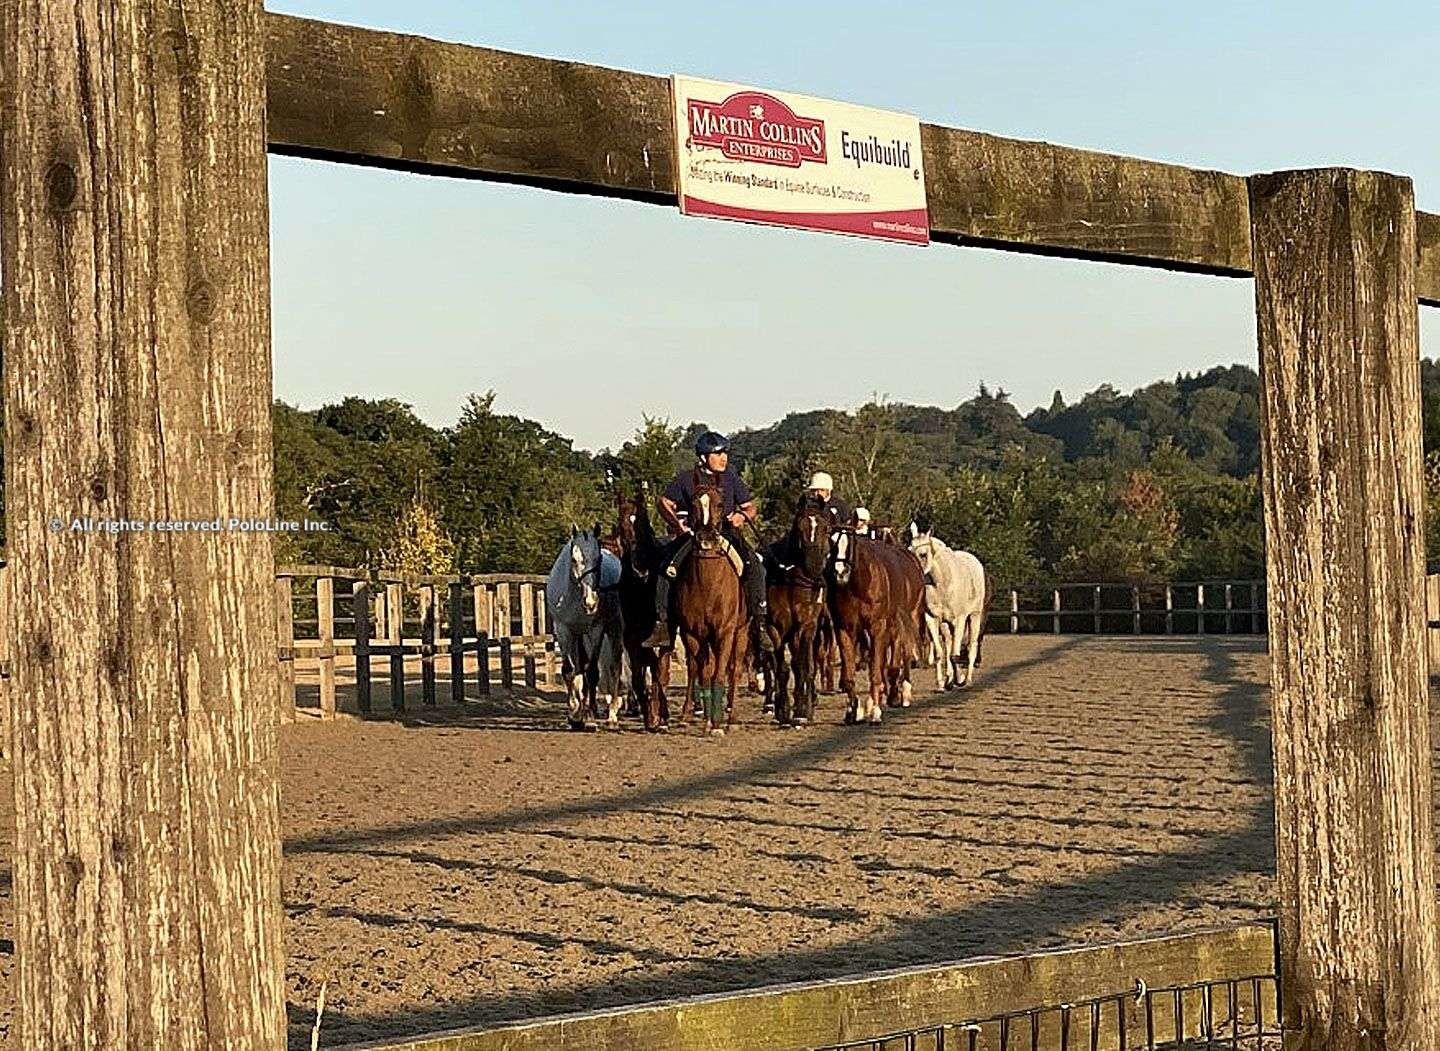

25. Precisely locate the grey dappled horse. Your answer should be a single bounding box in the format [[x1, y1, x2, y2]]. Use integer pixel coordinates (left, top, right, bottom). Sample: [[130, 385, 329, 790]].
[[545, 527, 625, 729]]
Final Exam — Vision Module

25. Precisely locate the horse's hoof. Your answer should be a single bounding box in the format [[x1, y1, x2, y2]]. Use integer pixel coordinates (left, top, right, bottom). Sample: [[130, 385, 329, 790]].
[[567, 719, 586, 732], [708, 728, 726, 738], [843, 711, 857, 725], [901, 697, 912, 708], [793, 717, 809, 727]]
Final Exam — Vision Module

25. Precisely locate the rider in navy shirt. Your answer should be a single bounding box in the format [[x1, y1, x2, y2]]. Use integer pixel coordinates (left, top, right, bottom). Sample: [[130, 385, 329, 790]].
[[643, 431, 774, 653]]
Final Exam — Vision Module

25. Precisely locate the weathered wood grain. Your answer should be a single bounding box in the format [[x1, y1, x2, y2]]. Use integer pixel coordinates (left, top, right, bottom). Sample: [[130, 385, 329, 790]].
[[263, 13, 1440, 301], [334, 923, 1276, 1051], [1, 0, 286, 1045], [1251, 168, 1440, 1050]]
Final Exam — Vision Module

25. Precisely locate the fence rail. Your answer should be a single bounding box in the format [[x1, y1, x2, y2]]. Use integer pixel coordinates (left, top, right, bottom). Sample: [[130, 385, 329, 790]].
[[986, 581, 1267, 636], [334, 922, 1280, 1051]]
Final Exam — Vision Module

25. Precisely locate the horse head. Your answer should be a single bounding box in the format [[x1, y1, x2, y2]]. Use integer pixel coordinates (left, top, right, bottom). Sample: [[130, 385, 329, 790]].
[[829, 525, 860, 587], [689, 481, 725, 550], [908, 521, 949, 584], [568, 524, 604, 615], [791, 493, 831, 580]]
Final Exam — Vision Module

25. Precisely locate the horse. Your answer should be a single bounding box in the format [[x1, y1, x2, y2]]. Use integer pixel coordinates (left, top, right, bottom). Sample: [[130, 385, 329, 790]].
[[671, 477, 747, 735], [614, 485, 675, 731], [762, 494, 831, 725], [544, 526, 625, 730], [827, 528, 925, 724], [908, 522, 990, 689]]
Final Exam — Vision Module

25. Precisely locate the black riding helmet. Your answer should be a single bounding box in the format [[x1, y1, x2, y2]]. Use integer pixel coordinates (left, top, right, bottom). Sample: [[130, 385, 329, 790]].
[[694, 430, 730, 457]]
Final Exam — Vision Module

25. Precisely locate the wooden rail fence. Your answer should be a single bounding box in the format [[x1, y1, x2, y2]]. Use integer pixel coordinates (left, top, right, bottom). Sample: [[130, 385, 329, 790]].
[[337, 921, 1279, 1051], [274, 565, 554, 720], [990, 581, 1267, 636]]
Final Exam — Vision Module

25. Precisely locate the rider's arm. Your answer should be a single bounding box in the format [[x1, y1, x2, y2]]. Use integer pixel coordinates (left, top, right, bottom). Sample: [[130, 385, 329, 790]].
[[735, 500, 759, 523]]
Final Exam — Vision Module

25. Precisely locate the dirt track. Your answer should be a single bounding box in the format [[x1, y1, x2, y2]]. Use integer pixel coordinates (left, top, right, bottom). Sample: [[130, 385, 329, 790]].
[[0, 636, 1284, 1047]]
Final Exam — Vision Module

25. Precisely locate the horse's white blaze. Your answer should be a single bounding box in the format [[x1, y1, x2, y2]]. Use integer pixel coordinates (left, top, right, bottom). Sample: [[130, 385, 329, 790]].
[[699, 491, 711, 526], [808, 516, 817, 543]]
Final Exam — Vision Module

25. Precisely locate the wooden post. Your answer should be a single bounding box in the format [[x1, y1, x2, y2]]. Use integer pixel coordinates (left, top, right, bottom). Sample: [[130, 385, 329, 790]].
[[477, 632, 492, 696], [1, 0, 287, 1043], [388, 581, 405, 712], [1165, 585, 1174, 635], [1250, 166, 1440, 1050], [1252, 581, 1263, 635], [495, 580, 512, 638], [1196, 583, 1206, 635], [1051, 589, 1060, 635], [1131, 585, 1141, 635], [1224, 582, 1234, 634], [537, 581, 556, 684], [1092, 585, 1101, 634], [275, 575, 296, 723], [420, 583, 437, 706], [500, 635, 515, 691], [449, 581, 466, 703], [1009, 589, 1018, 634], [353, 579, 372, 714], [474, 582, 492, 637], [316, 575, 337, 719]]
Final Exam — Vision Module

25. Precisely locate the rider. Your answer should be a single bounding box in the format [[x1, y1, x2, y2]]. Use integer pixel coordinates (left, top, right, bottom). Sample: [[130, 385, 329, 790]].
[[806, 471, 853, 531], [851, 507, 873, 537], [642, 431, 775, 653]]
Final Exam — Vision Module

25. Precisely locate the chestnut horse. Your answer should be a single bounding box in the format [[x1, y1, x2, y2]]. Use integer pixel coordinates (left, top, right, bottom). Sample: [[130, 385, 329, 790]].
[[614, 485, 675, 731], [764, 494, 831, 725], [672, 478, 746, 735], [827, 528, 925, 725]]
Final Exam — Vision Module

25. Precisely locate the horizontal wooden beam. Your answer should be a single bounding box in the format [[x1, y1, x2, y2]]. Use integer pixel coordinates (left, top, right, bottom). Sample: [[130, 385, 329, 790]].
[[264, 14, 1440, 305], [335, 923, 1277, 1051]]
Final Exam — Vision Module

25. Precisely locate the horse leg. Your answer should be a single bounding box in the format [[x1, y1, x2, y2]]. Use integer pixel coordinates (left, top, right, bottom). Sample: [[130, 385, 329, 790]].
[[717, 625, 740, 734], [654, 649, 672, 728], [794, 622, 817, 723], [960, 612, 981, 688], [673, 631, 701, 727], [557, 627, 586, 730], [866, 621, 890, 724], [836, 627, 861, 724], [773, 631, 792, 726]]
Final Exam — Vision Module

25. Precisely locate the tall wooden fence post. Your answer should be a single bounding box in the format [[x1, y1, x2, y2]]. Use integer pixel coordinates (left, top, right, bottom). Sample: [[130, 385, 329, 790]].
[[275, 575, 296, 723], [1250, 166, 1440, 1050], [316, 574, 337, 719], [1, 0, 286, 1043]]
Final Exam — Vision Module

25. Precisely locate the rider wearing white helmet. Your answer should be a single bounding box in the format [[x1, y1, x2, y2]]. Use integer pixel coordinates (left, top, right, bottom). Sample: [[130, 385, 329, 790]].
[[851, 506, 873, 537], [806, 471, 853, 531]]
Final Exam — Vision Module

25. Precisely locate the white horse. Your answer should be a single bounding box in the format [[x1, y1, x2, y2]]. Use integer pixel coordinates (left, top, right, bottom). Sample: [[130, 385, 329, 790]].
[[907, 523, 989, 689], [545, 527, 625, 729]]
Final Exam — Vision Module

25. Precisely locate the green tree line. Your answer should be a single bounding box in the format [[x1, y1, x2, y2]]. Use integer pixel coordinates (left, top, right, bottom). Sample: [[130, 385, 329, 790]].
[[185, 361, 1440, 585]]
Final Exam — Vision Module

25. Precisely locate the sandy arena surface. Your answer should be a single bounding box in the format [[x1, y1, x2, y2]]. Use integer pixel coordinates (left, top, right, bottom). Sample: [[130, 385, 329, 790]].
[[0, 636, 1289, 1047]]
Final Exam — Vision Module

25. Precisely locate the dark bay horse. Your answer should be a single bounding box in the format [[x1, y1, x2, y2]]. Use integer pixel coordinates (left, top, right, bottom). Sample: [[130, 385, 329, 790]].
[[827, 529, 925, 725], [764, 494, 831, 726], [673, 478, 746, 735], [614, 485, 673, 732]]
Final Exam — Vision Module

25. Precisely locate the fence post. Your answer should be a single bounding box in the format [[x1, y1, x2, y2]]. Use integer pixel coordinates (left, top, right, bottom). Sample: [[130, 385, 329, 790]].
[[1225, 582, 1234, 634], [449, 581, 466, 703], [1165, 585, 1173, 635], [1250, 166, 1440, 1047], [1009, 590, 1019, 634], [1252, 581, 1262, 635], [500, 636, 514, 692], [420, 582, 437, 707], [315, 576, 337, 720], [1092, 585, 1101, 634], [1052, 589, 1060, 635], [388, 581, 405, 713], [353, 580, 372, 714], [275, 575, 296, 724], [2, 3, 288, 1040], [1196, 583, 1206, 636], [1131, 586, 1141, 635]]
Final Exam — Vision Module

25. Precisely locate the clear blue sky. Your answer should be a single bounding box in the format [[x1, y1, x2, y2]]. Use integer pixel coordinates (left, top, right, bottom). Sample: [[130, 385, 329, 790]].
[[268, 0, 1440, 451]]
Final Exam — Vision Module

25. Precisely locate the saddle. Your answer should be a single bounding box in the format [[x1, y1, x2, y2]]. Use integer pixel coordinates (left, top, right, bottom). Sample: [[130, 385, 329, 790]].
[[696, 534, 746, 579]]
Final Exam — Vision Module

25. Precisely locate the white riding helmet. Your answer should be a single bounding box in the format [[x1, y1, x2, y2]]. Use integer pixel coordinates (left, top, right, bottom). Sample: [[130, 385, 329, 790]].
[[807, 471, 834, 491], [854, 507, 871, 522]]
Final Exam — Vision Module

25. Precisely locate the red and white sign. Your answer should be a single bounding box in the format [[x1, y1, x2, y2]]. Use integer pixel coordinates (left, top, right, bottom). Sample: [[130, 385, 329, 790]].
[[673, 75, 929, 246]]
